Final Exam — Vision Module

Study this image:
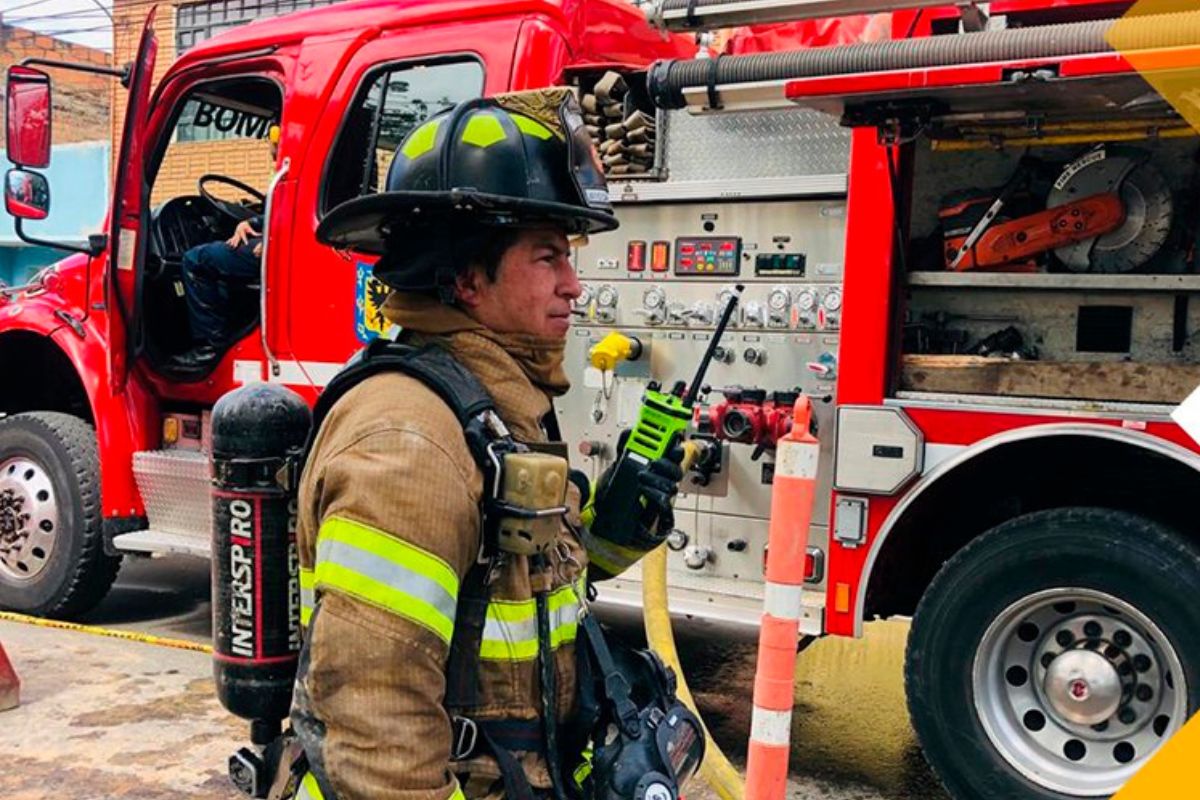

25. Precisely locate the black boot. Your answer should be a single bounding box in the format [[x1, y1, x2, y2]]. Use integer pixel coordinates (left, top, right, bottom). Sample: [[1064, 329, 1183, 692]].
[[169, 344, 219, 370]]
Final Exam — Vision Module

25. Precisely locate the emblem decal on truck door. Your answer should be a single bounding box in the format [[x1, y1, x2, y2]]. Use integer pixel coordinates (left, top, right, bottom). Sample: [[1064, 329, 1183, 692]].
[[355, 261, 391, 343]]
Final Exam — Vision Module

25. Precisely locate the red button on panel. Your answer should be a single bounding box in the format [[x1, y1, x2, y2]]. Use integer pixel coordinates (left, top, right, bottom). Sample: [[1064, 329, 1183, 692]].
[[680, 243, 695, 254], [680, 258, 693, 268], [720, 241, 735, 251], [627, 240, 646, 271]]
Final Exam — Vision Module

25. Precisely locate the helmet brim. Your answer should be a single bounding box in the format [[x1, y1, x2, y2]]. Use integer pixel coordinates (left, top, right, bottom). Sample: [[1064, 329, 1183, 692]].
[[317, 189, 619, 255]]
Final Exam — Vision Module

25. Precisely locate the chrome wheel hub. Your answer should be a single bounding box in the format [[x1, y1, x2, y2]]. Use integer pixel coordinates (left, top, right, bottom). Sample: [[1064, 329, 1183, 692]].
[[1045, 649, 1122, 726], [0, 457, 59, 581], [973, 588, 1187, 796]]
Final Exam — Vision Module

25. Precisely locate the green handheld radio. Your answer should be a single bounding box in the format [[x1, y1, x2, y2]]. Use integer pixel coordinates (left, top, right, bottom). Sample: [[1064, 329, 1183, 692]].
[[588, 285, 744, 548]]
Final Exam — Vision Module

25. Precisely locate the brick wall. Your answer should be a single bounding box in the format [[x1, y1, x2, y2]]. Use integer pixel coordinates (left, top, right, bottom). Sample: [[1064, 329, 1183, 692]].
[[0, 25, 112, 145], [112, 2, 277, 203], [153, 138, 274, 204], [112, 1, 178, 166]]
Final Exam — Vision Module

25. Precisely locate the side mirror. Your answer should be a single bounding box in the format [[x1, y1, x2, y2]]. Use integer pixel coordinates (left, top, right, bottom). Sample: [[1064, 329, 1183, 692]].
[[5, 169, 50, 221], [6, 66, 52, 169]]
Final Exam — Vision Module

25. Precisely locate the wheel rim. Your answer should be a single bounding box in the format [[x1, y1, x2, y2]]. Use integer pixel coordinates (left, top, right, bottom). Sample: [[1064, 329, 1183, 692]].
[[973, 588, 1187, 796], [0, 456, 60, 582]]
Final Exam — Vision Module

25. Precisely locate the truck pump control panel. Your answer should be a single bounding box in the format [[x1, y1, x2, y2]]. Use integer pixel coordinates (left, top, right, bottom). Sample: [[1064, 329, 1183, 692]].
[[561, 198, 846, 617]]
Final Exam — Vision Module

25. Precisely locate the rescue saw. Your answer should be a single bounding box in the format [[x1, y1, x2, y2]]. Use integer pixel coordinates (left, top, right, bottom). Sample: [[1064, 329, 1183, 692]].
[[942, 145, 1174, 273]]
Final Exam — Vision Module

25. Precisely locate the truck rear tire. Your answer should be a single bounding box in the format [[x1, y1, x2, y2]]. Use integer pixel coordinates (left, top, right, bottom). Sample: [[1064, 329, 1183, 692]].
[[906, 507, 1200, 799], [0, 412, 121, 618]]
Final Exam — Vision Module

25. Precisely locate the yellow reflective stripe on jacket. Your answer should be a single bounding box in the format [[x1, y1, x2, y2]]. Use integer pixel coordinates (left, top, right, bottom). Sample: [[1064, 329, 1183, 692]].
[[313, 517, 460, 643], [299, 567, 315, 627], [480, 578, 585, 661], [296, 772, 465, 800], [296, 772, 324, 800], [580, 527, 645, 576]]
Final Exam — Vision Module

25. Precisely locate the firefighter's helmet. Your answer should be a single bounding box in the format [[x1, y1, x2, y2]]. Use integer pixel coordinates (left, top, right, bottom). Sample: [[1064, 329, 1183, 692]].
[[316, 89, 617, 256]]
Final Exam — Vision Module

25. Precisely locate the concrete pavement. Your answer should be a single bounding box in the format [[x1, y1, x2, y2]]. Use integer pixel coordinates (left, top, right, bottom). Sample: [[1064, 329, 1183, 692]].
[[0, 619, 242, 799], [0, 554, 950, 800]]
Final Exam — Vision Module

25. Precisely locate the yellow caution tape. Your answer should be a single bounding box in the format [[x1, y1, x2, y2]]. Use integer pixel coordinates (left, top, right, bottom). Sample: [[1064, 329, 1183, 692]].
[[0, 611, 212, 654]]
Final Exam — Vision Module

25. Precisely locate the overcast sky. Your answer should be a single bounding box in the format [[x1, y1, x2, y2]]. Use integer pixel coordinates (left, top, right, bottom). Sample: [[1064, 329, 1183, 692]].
[[1, 0, 115, 53]]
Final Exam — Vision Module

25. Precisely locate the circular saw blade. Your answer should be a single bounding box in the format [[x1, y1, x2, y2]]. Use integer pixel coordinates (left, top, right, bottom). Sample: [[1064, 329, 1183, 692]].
[[1047, 146, 1172, 273]]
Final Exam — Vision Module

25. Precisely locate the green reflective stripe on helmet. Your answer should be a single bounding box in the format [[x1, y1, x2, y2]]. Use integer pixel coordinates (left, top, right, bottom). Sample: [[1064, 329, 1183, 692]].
[[581, 527, 645, 576], [512, 113, 553, 140], [460, 113, 507, 148], [401, 118, 443, 160], [450, 786, 466, 800], [479, 579, 584, 661], [296, 772, 325, 800], [300, 567, 315, 627], [314, 517, 459, 643]]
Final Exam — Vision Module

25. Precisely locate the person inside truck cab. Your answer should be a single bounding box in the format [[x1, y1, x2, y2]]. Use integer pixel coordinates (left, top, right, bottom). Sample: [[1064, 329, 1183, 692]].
[[170, 123, 281, 369]]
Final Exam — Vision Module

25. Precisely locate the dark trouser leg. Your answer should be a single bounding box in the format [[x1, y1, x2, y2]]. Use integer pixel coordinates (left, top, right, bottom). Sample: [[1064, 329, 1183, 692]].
[[181, 241, 260, 345]]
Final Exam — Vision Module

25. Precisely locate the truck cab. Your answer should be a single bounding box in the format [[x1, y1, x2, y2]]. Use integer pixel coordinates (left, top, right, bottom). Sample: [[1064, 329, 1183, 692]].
[[0, 0, 692, 618]]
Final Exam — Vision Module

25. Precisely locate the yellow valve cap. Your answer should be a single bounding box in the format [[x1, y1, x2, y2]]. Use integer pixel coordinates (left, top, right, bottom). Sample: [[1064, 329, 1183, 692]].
[[162, 416, 179, 445], [589, 332, 642, 372]]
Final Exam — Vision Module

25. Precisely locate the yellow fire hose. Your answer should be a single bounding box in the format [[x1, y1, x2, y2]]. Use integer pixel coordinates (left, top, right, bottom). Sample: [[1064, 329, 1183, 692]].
[[585, 334, 746, 799], [642, 544, 746, 800], [0, 610, 212, 653]]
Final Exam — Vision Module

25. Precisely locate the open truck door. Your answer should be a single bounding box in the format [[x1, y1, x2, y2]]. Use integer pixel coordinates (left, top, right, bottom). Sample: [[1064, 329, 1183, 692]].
[[109, 10, 158, 393]]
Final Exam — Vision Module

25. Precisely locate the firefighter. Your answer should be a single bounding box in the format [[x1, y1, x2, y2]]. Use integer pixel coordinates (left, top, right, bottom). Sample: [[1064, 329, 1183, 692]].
[[172, 123, 282, 369], [288, 90, 686, 800]]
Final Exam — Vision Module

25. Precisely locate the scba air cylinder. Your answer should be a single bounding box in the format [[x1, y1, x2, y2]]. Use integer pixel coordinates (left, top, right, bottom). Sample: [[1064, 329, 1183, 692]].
[[211, 382, 311, 736]]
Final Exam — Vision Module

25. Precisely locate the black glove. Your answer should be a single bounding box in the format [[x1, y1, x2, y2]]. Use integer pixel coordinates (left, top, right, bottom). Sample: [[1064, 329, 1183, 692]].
[[635, 444, 685, 541]]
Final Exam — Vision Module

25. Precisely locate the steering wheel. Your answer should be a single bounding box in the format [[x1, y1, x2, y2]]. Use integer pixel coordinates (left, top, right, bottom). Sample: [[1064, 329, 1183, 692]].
[[198, 173, 266, 223]]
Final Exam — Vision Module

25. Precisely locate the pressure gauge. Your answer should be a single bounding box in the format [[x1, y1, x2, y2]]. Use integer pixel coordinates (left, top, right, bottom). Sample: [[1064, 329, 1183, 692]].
[[767, 286, 792, 312], [596, 284, 619, 308], [795, 289, 817, 311], [575, 285, 594, 308], [742, 300, 765, 327], [822, 288, 842, 311], [642, 287, 666, 310], [717, 285, 738, 308]]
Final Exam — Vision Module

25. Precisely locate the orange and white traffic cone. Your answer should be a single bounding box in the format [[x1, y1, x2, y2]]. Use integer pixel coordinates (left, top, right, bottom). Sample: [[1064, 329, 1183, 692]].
[[0, 640, 19, 712], [745, 396, 819, 800]]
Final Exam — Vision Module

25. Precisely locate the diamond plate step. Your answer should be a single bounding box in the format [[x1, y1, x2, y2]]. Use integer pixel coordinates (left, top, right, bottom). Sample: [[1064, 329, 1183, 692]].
[[132, 449, 211, 543], [111, 529, 210, 558]]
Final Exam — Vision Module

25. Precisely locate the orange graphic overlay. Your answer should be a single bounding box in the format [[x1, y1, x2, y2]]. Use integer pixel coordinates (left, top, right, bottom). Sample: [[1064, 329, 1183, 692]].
[[1113, 712, 1200, 797], [1106, 0, 1200, 134]]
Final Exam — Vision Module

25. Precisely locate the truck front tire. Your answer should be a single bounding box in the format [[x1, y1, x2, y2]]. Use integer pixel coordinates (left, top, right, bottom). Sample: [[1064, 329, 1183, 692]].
[[0, 412, 121, 618], [906, 507, 1200, 799]]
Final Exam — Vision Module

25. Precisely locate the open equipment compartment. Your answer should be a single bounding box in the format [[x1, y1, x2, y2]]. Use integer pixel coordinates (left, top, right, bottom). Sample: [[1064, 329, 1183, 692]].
[[898, 129, 1200, 406]]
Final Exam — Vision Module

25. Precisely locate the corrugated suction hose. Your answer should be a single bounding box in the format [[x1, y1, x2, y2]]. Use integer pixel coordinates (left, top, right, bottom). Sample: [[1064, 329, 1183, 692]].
[[648, 10, 1200, 109]]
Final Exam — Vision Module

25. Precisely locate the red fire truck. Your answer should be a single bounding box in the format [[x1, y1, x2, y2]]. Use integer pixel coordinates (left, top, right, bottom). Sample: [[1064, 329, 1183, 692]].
[[4, 0, 1200, 797], [0, 0, 692, 613], [632, 0, 1200, 796]]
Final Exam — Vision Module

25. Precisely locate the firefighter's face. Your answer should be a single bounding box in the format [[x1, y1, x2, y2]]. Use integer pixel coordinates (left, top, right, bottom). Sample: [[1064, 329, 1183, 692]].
[[455, 226, 581, 338]]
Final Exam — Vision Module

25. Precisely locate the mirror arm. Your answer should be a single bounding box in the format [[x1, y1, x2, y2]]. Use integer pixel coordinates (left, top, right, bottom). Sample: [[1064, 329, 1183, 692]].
[[19, 57, 127, 83], [14, 218, 102, 257]]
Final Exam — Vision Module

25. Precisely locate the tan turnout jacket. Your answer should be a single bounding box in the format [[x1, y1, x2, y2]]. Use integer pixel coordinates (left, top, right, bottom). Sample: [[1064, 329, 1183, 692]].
[[291, 293, 588, 800]]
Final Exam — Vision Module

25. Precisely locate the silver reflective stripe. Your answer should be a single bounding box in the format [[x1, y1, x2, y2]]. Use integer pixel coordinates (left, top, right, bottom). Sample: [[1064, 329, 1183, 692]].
[[480, 580, 584, 660], [481, 600, 580, 643], [581, 528, 643, 575], [300, 568, 315, 627], [316, 536, 457, 625]]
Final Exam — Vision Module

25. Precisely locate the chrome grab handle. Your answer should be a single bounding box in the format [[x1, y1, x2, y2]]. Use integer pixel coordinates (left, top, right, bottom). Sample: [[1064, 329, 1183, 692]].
[[260, 157, 290, 377]]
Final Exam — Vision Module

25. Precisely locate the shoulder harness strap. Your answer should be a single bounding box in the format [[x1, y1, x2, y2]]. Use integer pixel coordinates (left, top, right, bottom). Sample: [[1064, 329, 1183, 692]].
[[306, 337, 496, 464]]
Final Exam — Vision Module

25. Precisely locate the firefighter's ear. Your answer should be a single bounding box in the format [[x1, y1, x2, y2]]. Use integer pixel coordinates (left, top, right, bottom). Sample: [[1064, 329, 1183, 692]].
[[452, 264, 487, 309]]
